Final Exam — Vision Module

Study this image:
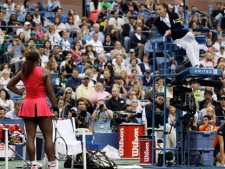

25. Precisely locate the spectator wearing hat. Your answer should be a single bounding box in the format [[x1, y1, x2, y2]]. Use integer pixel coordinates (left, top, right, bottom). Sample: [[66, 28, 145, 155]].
[[67, 107, 77, 119], [92, 99, 113, 133], [76, 75, 95, 100], [0, 35, 11, 56], [108, 11, 124, 41], [25, 31, 43, 48], [191, 81, 201, 101], [141, 69, 152, 87], [34, 0, 46, 18], [84, 43, 98, 62], [131, 26, 147, 60], [199, 90, 218, 110], [124, 48, 141, 66], [114, 55, 126, 75], [166, 83, 173, 99], [0, 105, 7, 119], [66, 68, 82, 92], [137, 4, 150, 20], [91, 64, 100, 82], [215, 95, 225, 121], [14, 4, 25, 22], [122, 16, 136, 52], [110, 3, 123, 16], [76, 52, 88, 66], [1, 5, 10, 23], [110, 41, 127, 60], [16, 21, 31, 40], [146, 11, 156, 29]]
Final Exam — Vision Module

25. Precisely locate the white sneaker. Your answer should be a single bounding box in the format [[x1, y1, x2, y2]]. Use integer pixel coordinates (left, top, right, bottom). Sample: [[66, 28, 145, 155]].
[[48, 165, 57, 169]]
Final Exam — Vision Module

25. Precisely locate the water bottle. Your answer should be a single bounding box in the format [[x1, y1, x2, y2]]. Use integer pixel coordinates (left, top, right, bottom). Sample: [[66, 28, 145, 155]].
[[171, 61, 176, 74], [42, 154, 48, 169]]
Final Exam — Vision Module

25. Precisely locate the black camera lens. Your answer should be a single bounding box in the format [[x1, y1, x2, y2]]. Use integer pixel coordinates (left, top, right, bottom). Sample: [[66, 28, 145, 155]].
[[80, 111, 87, 117], [71, 113, 77, 117], [68, 60, 71, 64], [100, 104, 104, 109]]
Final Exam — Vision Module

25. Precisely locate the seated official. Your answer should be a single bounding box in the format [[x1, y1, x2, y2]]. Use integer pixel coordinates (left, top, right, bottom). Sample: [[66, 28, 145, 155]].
[[145, 93, 176, 148]]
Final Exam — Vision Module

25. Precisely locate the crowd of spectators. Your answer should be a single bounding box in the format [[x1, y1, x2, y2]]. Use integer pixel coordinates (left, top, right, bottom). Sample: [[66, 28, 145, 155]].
[[0, 0, 225, 148]]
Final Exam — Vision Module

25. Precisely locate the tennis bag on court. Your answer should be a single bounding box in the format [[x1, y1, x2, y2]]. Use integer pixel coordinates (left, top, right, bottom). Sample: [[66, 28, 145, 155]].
[[64, 150, 117, 169]]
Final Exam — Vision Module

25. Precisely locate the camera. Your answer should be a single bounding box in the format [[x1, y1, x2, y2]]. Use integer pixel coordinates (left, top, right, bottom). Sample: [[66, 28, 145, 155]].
[[71, 113, 77, 118], [113, 111, 128, 122], [68, 60, 72, 64], [99, 104, 104, 109]]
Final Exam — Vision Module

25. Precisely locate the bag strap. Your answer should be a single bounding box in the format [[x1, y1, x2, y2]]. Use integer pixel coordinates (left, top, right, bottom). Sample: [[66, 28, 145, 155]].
[[98, 150, 116, 169]]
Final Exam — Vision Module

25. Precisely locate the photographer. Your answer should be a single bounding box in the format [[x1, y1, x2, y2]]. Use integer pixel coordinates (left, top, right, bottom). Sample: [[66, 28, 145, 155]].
[[7, 35, 25, 73], [75, 100, 93, 131], [123, 103, 142, 123], [63, 54, 74, 74], [68, 107, 78, 119], [92, 100, 113, 133]]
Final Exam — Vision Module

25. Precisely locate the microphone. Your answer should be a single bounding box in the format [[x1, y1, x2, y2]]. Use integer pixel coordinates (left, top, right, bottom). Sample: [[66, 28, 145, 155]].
[[191, 6, 218, 29], [191, 6, 205, 15]]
